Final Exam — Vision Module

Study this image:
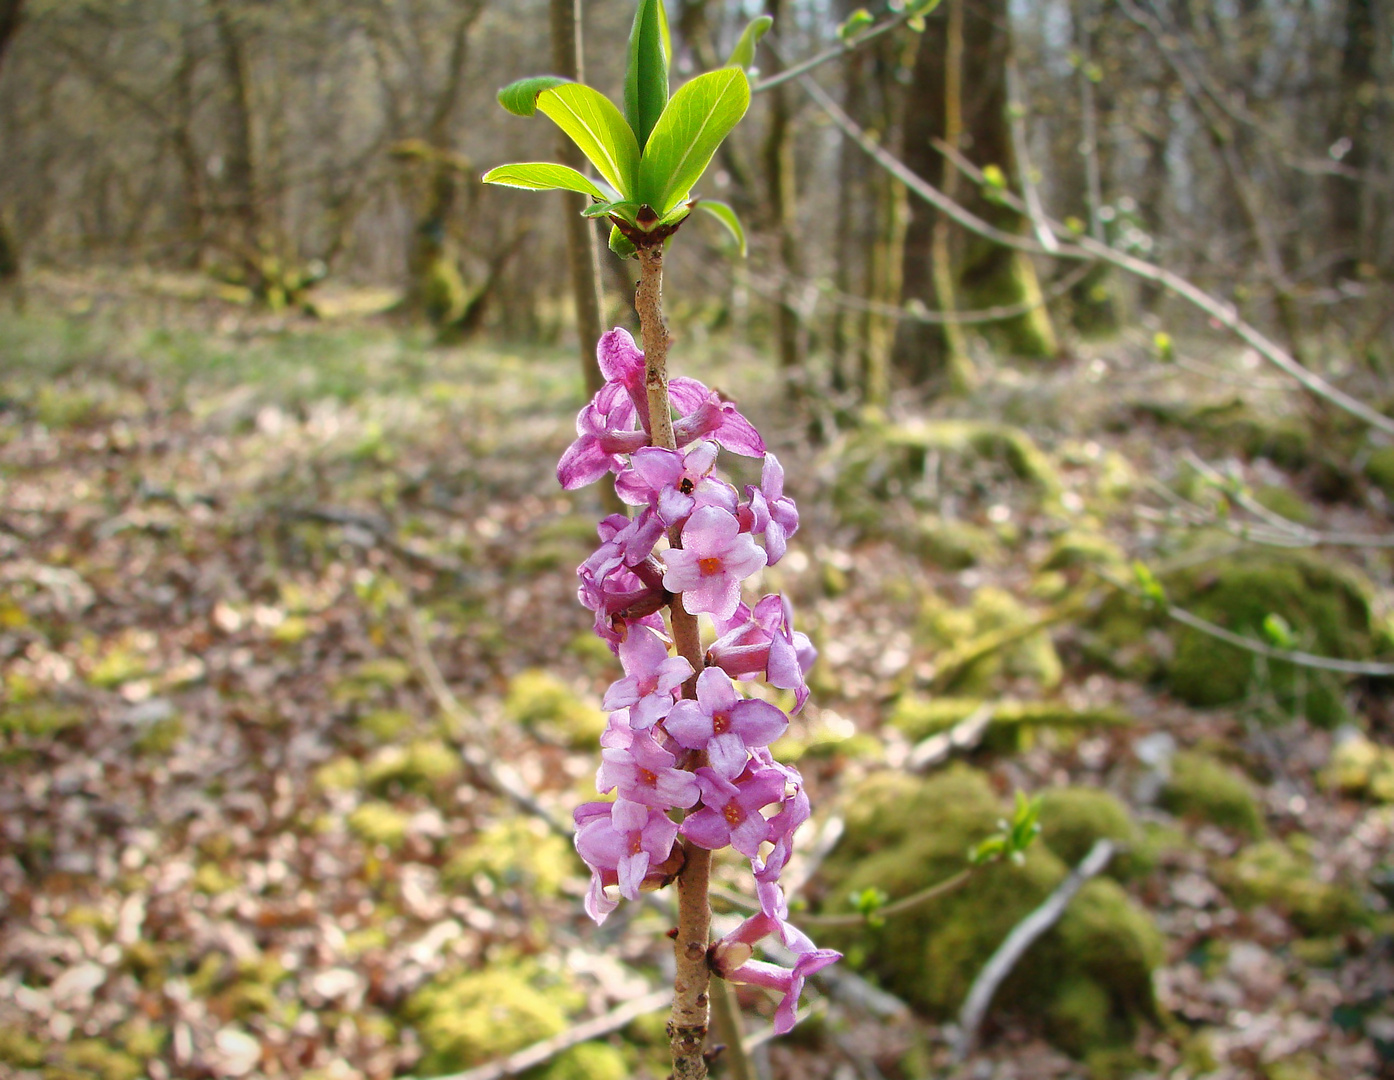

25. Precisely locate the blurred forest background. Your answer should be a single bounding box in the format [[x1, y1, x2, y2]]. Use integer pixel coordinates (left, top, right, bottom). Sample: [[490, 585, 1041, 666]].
[[2, 1, 1393, 1079]]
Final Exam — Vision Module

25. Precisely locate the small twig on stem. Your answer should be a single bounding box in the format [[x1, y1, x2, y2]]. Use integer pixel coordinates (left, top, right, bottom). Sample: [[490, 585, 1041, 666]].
[[952, 840, 1115, 1061]]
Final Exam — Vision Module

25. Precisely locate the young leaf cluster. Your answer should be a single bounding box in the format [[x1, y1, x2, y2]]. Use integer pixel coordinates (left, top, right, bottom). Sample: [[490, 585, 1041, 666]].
[[482, 0, 770, 258]]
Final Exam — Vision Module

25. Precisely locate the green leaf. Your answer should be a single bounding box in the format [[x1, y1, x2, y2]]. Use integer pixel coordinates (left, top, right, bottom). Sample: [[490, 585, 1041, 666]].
[[837, 9, 874, 40], [582, 200, 640, 223], [498, 76, 570, 117], [695, 199, 746, 256], [908, 0, 943, 15], [624, 0, 671, 151], [1132, 560, 1167, 609], [726, 15, 773, 71], [608, 224, 637, 259], [1262, 613, 1298, 650], [536, 84, 641, 197], [482, 162, 611, 201], [637, 68, 750, 215]]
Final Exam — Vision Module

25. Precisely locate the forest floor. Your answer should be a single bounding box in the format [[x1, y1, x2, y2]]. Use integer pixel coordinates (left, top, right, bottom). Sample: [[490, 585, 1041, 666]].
[[1, 271, 1392, 1080]]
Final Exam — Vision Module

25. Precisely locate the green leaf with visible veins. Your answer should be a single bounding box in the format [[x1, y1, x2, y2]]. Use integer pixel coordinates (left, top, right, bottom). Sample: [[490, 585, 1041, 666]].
[[695, 199, 746, 256], [624, 0, 671, 151], [536, 84, 641, 198], [725, 15, 772, 72], [637, 68, 750, 215], [498, 76, 570, 116], [481, 163, 611, 201]]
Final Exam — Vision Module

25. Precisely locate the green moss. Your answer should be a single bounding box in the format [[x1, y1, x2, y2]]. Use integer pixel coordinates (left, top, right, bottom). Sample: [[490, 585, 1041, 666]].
[[1164, 552, 1375, 727], [405, 965, 582, 1074], [1252, 485, 1313, 526], [1322, 735, 1394, 803], [0, 1024, 45, 1067], [193, 861, 239, 895], [443, 819, 572, 898], [1038, 788, 1150, 879], [504, 670, 606, 749], [832, 419, 1063, 536], [890, 696, 1131, 744], [1044, 976, 1113, 1057], [134, 715, 185, 755], [1218, 840, 1363, 935], [363, 739, 462, 796], [1161, 752, 1265, 839], [816, 767, 1164, 1059], [1, 700, 88, 737], [1040, 530, 1127, 573], [1365, 446, 1394, 501], [534, 1042, 628, 1080], [911, 516, 999, 569], [331, 658, 414, 704], [55, 1040, 143, 1080], [915, 588, 1064, 695], [314, 755, 363, 794], [348, 801, 412, 850], [114, 1020, 166, 1061], [358, 709, 417, 744]]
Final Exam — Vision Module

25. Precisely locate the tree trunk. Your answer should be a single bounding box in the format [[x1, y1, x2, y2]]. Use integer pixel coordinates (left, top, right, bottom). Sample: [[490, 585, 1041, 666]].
[[1327, 0, 1376, 282], [551, 0, 606, 397], [0, 0, 25, 295], [211, 0, 261, 262], [761, 0, 804, 386]]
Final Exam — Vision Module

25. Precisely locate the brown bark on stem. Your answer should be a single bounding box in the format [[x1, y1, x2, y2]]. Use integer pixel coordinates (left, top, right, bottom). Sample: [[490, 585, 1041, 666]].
[[635, 244, 713, 1080]]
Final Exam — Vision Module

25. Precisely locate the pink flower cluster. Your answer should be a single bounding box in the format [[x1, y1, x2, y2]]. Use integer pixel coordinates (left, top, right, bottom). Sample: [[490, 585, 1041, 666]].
[[564, 328, 837, 1034]]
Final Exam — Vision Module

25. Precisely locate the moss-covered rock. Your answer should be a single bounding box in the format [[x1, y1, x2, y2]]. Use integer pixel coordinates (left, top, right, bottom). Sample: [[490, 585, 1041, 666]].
[[504, 670, 606, 749], [1163, 552, 1375, 727], [816, 767, 1163, 1060], [1038, 788, 1150, 879], [405, 964, 582, 1075], [1252, 485, 1313, 526], [1218, 839, 1363, 936], [1160, 752, 1265, 839]]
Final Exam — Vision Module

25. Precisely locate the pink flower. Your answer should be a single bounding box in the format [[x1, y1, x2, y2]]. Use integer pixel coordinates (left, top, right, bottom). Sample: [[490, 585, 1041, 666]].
[[663, 668, 788, 778], [615, 442, 737, 526], [680, 763, 786, 859], [743, 453, 799, 564], [557, 381, 648, 489], [662, 506, 767, 620], [720, 950, 842, 1035], [574, 798, 682, 907], [707, 595, 817, 712], [602, 625, 694, 729], [597, 728, 700, 810]]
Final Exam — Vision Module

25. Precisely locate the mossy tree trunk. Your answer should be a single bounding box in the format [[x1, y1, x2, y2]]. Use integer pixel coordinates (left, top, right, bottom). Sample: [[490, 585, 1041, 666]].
[[894, 0, 1057, 389], [0, 0, 23, 300], [761, 0, 805, 388]]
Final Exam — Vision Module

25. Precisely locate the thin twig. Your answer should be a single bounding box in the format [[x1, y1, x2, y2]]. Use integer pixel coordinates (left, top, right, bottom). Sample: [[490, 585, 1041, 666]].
[[952, 839, 1115, 1061], [410, 988, 672, 1080], [750, 11, 914, 95], [799, 868, 974, 928]]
